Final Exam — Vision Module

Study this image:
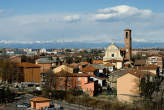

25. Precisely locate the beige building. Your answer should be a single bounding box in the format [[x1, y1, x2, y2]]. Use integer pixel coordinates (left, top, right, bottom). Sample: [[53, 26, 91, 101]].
[[103, 43, 123, 69], [53, 65, 77, 73], [117, 70, 155, 102], [117, 73, 140, 102]]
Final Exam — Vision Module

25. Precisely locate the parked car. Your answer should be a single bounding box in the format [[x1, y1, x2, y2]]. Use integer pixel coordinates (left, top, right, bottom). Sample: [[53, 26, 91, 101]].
[[16, 103, 30, 108]]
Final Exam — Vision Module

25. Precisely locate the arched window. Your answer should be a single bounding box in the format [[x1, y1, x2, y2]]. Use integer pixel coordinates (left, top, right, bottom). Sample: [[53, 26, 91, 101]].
[[126, 32, 128, 38]]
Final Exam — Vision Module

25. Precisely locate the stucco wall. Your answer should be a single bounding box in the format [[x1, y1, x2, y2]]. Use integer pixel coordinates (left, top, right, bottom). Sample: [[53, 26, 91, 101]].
[[117, 73, 140, 102], [31, 101, 50, 109], [103, 44, 123, 61]]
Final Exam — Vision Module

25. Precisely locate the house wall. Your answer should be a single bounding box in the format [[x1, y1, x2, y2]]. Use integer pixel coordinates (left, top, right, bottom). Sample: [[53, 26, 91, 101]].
[[82, 82, 96, 96], [31, 101, 50, 109], [10, 56, 21, 63], [55, 76, 97, 96], [117, 73, 140, 102], [55, 76, 88, 90], [116, 62, 123, 69], [53, 65, 74, 73], [37, 64, 52, 73], [24, 67, 41, 83]]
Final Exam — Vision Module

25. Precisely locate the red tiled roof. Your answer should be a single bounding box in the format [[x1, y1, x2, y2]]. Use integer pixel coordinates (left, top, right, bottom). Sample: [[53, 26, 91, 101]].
[[18, 62, 41, 68], [92, 60, 103, 64], [82, 66, 97, 72], [30, 97, 51, 102], [55, 70, 93, 77], [128, 69, 156, 78], [104, 63, 114, 66], [80, 62, 89, 65], [69, 63, 79, 68], [104, 59, 123, 63], [138, 64, 158, 70]]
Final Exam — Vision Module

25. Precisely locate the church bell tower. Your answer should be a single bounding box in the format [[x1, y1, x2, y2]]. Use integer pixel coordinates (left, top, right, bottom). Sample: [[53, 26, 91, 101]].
[[124, 29, 132, 61]]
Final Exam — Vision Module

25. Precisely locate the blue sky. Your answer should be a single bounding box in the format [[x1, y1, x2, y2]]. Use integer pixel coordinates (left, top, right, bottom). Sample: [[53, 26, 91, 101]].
[[0, 0, 164, 43], [1, 0, 164, 13]]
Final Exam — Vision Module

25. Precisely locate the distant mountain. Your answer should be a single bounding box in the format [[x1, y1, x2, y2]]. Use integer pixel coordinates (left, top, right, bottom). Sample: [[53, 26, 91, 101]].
[[0, 41, 163, 49]]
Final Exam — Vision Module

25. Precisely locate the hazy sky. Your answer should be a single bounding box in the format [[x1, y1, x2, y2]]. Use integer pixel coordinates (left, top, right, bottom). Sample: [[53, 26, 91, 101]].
[[0, 0, 164, 43]]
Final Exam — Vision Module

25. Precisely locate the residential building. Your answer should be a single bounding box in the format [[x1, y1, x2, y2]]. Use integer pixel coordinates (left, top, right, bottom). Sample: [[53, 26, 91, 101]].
[[17, 62, 41, 83], [117, 70, 155, 102], [137, 64, 159, 75], [147, 55, 164, 72], [53, 64, 79, 73], [81, 65, 98, 75], [9, 56, 21, 64], [30, 97, 51, 109], [54, 70, 98, 96], [36, 56, 60, 73], [134, 59, 146, 67]]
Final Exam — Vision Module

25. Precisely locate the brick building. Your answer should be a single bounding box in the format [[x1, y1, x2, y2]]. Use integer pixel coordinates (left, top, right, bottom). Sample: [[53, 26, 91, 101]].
[[17, 62, 41, 83], [54, 70, 98, 96]]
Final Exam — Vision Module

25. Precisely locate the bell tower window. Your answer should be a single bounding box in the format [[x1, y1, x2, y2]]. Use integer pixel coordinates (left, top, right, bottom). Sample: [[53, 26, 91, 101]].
[[126, 32, 128, 38]]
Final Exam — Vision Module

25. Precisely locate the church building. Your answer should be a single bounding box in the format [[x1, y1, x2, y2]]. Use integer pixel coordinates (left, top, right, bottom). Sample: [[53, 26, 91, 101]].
[[103, 29, 132, 69]]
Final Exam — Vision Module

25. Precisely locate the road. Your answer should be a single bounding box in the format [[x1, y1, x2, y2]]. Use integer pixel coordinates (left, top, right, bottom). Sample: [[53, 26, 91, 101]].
[[55, 101, 97, 110], [3, 94, 99, 110]]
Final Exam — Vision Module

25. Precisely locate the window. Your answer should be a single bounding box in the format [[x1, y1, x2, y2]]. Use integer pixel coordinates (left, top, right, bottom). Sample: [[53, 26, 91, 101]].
[[77, 77, 81, 81], [126, 32, 128, 38], [111, 54, 114, 57]]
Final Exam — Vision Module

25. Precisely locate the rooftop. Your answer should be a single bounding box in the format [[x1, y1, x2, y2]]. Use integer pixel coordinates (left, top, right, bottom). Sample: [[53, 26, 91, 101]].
[[55, 70, 93, 77], [18, 62, 40, 68], [30, 97, 51, 102], [82, 65, 97, 72]]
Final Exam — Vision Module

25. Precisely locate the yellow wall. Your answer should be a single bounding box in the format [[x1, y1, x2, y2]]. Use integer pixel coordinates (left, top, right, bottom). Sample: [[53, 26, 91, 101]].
[[117, 73, 140, 102], [53, 65, 73, 73], [24, 68, 41, 83]]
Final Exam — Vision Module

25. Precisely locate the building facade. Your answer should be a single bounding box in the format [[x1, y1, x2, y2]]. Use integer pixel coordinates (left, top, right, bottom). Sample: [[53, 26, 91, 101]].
[[147, 56, 164, 72]]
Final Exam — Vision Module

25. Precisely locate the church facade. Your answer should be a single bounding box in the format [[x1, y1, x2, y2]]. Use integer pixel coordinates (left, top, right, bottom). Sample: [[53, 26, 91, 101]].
[[103, 29, 132, 69]]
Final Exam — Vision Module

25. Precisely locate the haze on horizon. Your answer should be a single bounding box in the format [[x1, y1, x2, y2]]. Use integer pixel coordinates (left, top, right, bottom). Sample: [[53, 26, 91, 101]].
[[0, 0, 164, 44]]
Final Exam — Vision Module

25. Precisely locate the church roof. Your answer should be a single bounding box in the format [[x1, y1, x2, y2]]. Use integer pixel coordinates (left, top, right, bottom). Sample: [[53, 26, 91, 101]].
[[124, 29, 131, 31]]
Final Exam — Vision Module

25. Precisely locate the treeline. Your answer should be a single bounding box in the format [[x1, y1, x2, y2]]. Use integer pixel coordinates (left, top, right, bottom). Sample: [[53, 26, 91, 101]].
[[0, 87, 17, 104], [0, 58, 17, 83]]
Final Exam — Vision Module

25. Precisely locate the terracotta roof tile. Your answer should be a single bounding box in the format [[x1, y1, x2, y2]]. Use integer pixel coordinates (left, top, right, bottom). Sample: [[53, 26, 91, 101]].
[[128, 69, 156, 78], [104, 63, 114, 66], [30, 97, 51, 102], [80, 62, 89, 65], [55, 70, 93, 77], [92, 60, 103, 64], [104, 59, 123, 63], [69, 63, 79, 68], [138, 64, 158, 70], [18, 62, 41, 68], [82, 66, 97, 72]]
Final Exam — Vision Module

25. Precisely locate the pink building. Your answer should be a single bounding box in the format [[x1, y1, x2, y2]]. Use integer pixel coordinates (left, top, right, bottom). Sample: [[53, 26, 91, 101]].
[[54, 70, 98, 96]]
